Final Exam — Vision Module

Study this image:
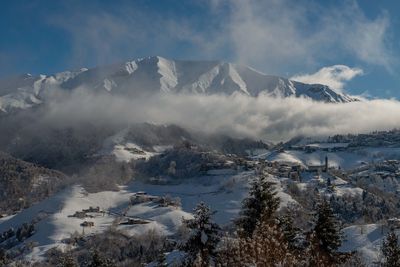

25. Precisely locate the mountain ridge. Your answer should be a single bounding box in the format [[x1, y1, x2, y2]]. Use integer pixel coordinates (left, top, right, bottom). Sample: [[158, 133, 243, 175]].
[[0, 56, 357, 113]]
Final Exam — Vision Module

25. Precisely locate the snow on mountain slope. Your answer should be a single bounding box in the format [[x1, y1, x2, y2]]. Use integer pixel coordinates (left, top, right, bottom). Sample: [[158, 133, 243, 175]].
[[0, 171, 244, 260], [157, 56, 178, 92], [0, 56, 356, 113], [111, 143, 159, 162], [0, 69, 86, 113], [340, 223, 396, 265], [98, 124, 188, 162], [0, 168, 300, 261], [254, 144, 400, 171], [257, 149, 369, 170], [0, 184, 193, 261], [0, 90, 42, 113]]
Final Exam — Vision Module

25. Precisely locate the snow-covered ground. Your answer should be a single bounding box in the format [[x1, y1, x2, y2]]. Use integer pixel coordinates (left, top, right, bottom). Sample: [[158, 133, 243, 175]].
[[267, 150, 369, 170], [340, 223, 399, 265], [98, 127, 173, 162], [0, 171, 250, 261], [267, 176, 298, 209], [2, 138, 400, 263], [306, 143, 350, 149], [125, 171, 253, 225], [0, 186, 143, 260], [0, 168, 301, 261], [255, 146, 400, 170], [111, 143, 157, 162]]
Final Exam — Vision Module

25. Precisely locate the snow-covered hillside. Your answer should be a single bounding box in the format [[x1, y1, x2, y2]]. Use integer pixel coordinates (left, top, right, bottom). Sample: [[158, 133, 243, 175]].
[[0, 56, 356, 113], [340, 223, 400, 265], [2, 139, 400, 264], [0, 167, 301, 262], [254, 136, 400, 171], [0, 170, 249, 260], [2, 128, 400, 265]]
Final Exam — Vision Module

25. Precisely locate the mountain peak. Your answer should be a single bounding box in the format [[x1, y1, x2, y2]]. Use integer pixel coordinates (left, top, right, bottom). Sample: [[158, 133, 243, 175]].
[[0, 57, 357, 113]]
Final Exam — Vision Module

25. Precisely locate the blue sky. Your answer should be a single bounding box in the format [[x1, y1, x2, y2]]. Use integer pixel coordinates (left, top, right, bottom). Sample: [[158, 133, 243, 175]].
[[1, 0, 400, 98]]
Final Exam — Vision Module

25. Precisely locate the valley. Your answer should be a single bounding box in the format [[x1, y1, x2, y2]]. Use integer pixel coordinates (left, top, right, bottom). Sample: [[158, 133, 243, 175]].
[[1, 124, 400, 265]]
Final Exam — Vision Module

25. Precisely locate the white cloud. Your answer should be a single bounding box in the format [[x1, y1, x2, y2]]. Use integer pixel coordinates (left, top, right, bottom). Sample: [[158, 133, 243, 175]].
[[50, 4, 226, 67], [40, 89, 400, 142], [290, 65, 363, 91], [50, 0, 395, 73], [226, 0, 394, 71], [323, 6, 393, 70]]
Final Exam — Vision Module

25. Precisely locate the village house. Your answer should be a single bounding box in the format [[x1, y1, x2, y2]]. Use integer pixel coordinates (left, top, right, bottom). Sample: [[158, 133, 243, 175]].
[[307, 156, 329, 173], [80, 221, 94, 227]]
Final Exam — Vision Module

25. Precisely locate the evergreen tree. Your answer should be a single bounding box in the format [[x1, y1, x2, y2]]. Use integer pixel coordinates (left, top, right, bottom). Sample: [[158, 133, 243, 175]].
[[327, 177, 332, 187], [0, 248, 8, 267], [235, 174, 280, 237], [156, 251, 167, 267], [326, 177, 334, 193], [216, 221, 301, 266], [313, 199, 342, 255], [88, 249, 115, 267], [381, 230, 400, 267], [278, 213, 301, 249], [182, 202, 221, 267], [57, 251, 78, 267]]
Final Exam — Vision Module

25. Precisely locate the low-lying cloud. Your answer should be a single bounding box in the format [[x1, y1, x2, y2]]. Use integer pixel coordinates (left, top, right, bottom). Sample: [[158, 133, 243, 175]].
[[41, 89, 400, 142], [291, 65, 363, 92]]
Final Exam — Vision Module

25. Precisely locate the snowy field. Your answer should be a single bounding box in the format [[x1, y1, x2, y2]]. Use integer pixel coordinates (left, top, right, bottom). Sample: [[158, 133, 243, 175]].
[[340, 224, 400, 265], [0, 170, 254, 260], [0, 167, 303, 261]]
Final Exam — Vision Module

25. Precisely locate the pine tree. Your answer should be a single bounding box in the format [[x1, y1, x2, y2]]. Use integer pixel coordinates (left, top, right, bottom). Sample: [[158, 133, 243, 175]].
[[215, 221, 301, 266], [0, 248, 8, 267], [278, 213, 301, 249], [57, 251, 78, 267], [156, 251, 167, 267], [235, 174, 280, 237], [327, 177, 331, 187], [381, 230, 400, 267], [88, 249, 115, 267], [326, 177, 333, 193], [182, 202, 221, 267], [313, 198, 342, 255]]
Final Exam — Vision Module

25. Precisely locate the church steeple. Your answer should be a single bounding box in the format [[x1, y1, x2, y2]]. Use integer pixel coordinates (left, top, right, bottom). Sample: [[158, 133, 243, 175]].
[[325, 155, 328, 172]]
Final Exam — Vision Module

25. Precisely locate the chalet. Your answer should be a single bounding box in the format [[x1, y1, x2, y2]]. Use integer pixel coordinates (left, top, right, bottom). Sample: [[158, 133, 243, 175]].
[[291, 165, 302, 172], [83, 206, 100, 213], [307, 165, 324, 173], [80, 221, 94, 227], [307, 156, 328, 173], [68, 211, 88, 218], [119, 218, 149, 225], [130, 193, 158, 205]]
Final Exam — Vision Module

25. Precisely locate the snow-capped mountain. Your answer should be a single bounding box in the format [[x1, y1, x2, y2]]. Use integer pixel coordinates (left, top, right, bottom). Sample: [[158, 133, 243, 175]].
[[0, 56, 356, 113]]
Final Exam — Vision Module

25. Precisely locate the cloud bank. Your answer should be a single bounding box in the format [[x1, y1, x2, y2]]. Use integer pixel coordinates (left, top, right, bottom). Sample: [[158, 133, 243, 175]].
[[40, 89, 400, 142], [291, 65, 363, 91]]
